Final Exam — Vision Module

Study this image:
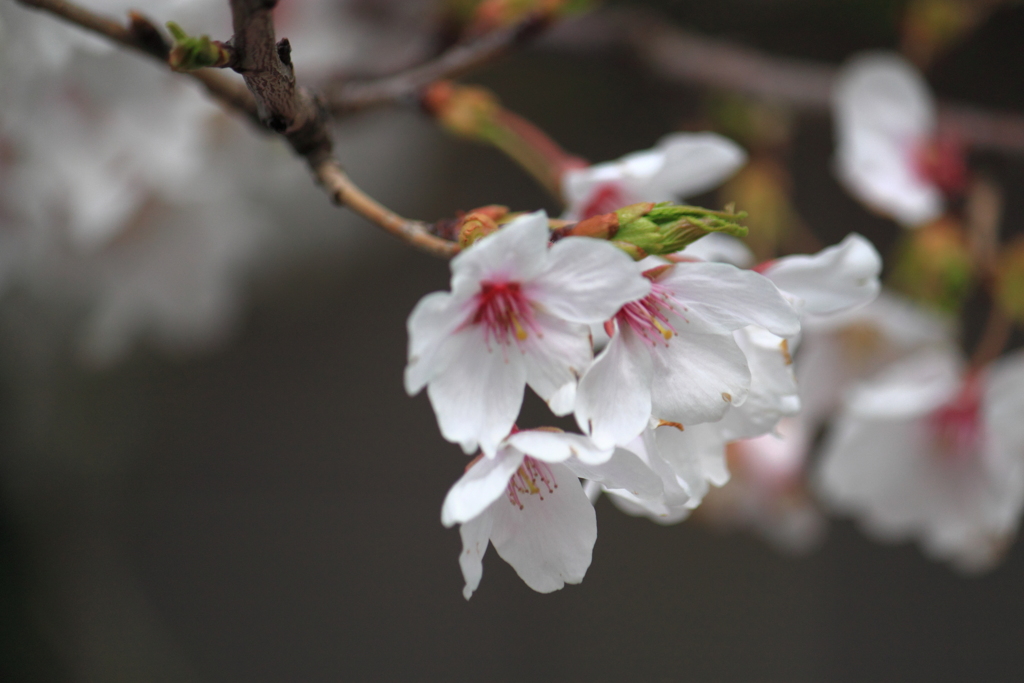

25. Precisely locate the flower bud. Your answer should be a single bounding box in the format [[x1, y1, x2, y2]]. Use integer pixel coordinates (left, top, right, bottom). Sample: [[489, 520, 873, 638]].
[[166, 22, 233, 71], [568, 212, 618, 240], [889, 217, 973, 313], [457, 210, 502, 248], [422, 82, 500, 140], [612, 202, 749, 257]]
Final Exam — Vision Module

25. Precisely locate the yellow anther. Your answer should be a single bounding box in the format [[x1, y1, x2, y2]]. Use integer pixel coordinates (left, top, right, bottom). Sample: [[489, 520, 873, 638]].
[[652, 318, 673, 340], [511, 312, 528, 341]]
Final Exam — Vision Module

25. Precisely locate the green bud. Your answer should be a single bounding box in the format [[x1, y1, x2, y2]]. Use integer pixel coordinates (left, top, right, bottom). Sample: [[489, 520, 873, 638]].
[[888, 218, 973, 314], [612, 202, 749, 257], [166, 22, 233, 71], [996, 239, 1024, 323]]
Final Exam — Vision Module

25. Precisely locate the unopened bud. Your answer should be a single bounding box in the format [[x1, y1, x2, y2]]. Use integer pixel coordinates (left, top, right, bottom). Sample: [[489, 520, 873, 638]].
[[889, 217, 973, 313], [457, 211, 501, 248], [569, 212, 618, 239], [422, 82, 500, 139], [166, 22, 233, 71], [613, 202, 749, 257]]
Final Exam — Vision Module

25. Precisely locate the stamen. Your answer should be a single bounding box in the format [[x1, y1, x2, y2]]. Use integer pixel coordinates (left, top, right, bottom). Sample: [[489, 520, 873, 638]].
[[469, 281, 538, 347], [615, 283, 679, 346], [506, 456, 558, 509]]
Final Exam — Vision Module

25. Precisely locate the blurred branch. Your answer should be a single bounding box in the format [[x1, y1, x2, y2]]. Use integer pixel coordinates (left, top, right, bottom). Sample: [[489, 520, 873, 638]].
[[548, 8, 1024, 155], [12, 0, 461, 258], [326, 14, 551, 115]]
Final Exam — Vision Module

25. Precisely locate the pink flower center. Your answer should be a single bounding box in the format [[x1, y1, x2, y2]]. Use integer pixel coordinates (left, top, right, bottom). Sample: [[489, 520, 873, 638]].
[[912, 135, 967, 196], [614, 282, 679, 346], [471, 281, 536, 346], [506, 456, 557, 509], [580, 182, 627, 219], [927, 375, 983, 463]]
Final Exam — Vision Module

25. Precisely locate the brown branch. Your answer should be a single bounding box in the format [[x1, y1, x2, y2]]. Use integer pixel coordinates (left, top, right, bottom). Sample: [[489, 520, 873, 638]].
[[314, 161, 459, 259], [325, 14, 551, 115], [547, 8, 1024, 155]]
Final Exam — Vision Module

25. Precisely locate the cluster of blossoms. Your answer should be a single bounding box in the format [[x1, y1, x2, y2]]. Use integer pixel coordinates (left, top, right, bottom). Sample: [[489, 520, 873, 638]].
[[0, 0, 437, 363], [406, 167, 885, 595]]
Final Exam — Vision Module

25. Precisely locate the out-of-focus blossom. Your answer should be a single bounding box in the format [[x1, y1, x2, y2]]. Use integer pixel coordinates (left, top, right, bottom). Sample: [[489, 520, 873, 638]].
[[698, 418, 826, 553], [561, 133, 747, 220], [405, 211, 649, 456], [797, 291, 955, 430], [574, 260, 799, 450], [817, 348, 1024, 571], [832, 52, 965, 227], [443, 429, 660, 598]]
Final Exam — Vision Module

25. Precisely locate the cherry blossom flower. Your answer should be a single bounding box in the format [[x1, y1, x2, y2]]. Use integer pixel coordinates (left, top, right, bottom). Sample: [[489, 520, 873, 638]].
[[832, 52, 965, 227], [443, 429, 661, 598], [561, 132, 747, 220], [816, 348, 1024, 572], [406, 211, 650, 456], [574, 259, 800, 450]]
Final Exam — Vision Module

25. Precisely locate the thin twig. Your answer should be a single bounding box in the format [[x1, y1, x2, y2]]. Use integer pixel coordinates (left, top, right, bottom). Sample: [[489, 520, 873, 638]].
[[548, 8, 1024, 155], [314, 160, 459, 259], [325, 14, 550, 115]]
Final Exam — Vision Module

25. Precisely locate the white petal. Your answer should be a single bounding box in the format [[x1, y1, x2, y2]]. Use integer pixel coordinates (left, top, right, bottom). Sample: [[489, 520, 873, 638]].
[[564, 447, 664, 499], [405, 290, 463, 395], [441, 447, 525, 527], [449, 211, 550, 296], [678, 232, 754, 267], [652, 422, 729, 507], [605, 488, 692, 525], [832, 52, 942, 226], [649, 332, 751, 426], [764, 233, 882, 318], [718, 326, 800, 441], [427, 327, 527, 455], [489, 464, 597, 593], [843, 348, 962, 420], [458, 513, 494, 600], [633, 132, 747, 201], [522, 312, 592, 417], [984, 350, 1024, 456], [575, 325, 654, 449], [505, 430, 614, 465], [659, 262, 801, 338], [528, 236, 651, 323]]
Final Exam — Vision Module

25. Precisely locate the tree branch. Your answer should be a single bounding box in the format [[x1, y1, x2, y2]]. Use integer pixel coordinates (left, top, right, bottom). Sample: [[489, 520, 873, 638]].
[[314, 160, 459, 259], [325, 14, 550, 115], [548, 8, 1024, 155]]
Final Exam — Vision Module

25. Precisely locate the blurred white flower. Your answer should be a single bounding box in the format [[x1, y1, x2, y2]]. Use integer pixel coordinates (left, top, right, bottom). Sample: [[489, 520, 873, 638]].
[[443, 429, 660, 598], [832, 52, 965, 227], [561, 132, 747, 220], [816, 348, 1024, 572], [405, 211, 650, 456]]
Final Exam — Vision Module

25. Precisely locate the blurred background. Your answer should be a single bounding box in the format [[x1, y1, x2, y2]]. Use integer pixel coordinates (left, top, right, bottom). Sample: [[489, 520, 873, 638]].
[[2, 0, 1024, 680]]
